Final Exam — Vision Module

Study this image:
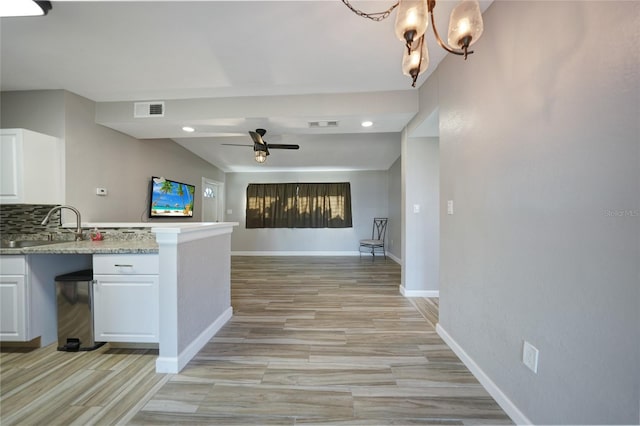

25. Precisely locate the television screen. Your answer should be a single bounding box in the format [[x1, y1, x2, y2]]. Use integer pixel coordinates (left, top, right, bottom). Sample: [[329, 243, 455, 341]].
[[149, 177, 195, 218]]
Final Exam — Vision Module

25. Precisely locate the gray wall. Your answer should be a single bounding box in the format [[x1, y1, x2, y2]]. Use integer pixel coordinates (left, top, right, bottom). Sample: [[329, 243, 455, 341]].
[[1, 90, 66, 139], [1, 90, 224, 223], [401, 134, 440, 293], [177, 234, 231, 352], [226, 170, 389, 253], [386, 156, 401, 260], [433, 1, 639, 424]]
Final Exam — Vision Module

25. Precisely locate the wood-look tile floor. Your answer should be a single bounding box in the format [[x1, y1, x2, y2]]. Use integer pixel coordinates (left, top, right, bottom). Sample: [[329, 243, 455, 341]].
[[133, 256, 513, 425], [0, 256, 513, 425], [0, 345, 165, 425]]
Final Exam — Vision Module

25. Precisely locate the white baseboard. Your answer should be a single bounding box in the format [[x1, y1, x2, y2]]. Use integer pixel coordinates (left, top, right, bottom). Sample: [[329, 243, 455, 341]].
[[232, 251, 360, 256], [387, 252, 401, 264], [155, 306, 233, 374], [436, 324, 532, 425], [399, 285, 439, 298], [232, 251, 402, 262]]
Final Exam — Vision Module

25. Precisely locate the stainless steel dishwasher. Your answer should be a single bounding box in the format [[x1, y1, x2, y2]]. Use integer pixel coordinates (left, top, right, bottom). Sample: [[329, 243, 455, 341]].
[[55, 269, 104, 351]]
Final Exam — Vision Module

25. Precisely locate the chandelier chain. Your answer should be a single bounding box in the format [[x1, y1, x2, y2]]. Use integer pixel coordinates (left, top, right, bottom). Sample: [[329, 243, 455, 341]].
[[340, 0, 399, 22]]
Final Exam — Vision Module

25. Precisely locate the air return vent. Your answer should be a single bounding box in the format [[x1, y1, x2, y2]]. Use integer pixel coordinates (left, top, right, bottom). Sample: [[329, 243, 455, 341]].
[[134, 101, 165, 118], [309, 120, 338, 128]]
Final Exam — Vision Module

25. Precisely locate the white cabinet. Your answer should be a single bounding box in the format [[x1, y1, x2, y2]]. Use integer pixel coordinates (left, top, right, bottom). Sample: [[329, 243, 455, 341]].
[[0, 256, 27, 340], [0, 128, 63, 204], [93, 254, 159, 343]]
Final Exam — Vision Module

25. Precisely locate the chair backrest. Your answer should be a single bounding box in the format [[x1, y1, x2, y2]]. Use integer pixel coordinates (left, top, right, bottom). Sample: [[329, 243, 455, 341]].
[[371, 218, 388, 242]]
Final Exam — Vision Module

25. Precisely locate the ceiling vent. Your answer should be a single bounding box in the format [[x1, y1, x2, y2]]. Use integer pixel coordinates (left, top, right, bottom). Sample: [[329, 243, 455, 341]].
[[134, 101, 165, 118], [309, 120, 338, 128]]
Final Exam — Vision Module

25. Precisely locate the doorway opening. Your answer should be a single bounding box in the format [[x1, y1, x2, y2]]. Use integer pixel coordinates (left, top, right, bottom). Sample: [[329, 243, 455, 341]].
[[201, 178, 224, 222]]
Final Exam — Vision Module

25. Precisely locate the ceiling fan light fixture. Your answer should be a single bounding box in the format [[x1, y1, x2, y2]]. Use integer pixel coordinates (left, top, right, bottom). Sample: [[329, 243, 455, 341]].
[[0, 0, 51, 17], [255, 151, 267, 164]]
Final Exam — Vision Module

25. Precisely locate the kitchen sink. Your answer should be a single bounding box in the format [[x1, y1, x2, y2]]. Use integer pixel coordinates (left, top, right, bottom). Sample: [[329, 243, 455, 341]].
[[0, 240, 68, 249]]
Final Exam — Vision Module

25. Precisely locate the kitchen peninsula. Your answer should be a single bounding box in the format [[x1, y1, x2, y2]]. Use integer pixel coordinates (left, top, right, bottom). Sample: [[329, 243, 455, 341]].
[[0, 222, 237, 374]]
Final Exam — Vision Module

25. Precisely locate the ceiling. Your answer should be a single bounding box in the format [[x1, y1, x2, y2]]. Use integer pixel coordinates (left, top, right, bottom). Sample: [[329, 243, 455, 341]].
[[0, 0, 491, 172]]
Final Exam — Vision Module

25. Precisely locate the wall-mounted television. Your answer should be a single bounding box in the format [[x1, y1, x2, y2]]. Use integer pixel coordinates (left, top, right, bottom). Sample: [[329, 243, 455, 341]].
[[149, 177, 195, 218]]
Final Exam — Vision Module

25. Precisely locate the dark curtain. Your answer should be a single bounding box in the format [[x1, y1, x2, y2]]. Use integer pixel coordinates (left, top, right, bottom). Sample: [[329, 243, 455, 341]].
[[246, 182, 352, 229], [246, 183, 297, 228], [296, 182, 352, 228]]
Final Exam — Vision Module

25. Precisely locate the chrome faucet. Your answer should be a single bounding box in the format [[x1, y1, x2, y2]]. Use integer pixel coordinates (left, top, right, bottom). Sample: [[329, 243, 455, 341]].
[[41, 205, 84, 241]]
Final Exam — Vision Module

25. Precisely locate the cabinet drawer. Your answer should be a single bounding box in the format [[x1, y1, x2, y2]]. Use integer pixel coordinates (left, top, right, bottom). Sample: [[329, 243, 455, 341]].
[[0, 255, 26, 275], [93, 254, 158, 275]]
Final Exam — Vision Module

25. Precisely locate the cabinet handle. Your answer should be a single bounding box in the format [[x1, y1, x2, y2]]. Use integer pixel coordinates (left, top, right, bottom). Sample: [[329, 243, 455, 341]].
[[114, 264, 134, 267]]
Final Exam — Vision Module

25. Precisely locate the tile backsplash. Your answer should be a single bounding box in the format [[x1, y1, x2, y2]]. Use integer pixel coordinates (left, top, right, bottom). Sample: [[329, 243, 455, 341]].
[[0, 204, 62, 235], [0, 204, 155, 242]]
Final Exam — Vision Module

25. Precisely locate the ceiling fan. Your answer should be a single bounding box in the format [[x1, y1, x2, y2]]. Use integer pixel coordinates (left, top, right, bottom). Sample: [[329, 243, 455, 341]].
[[222, 129, 299, 163]]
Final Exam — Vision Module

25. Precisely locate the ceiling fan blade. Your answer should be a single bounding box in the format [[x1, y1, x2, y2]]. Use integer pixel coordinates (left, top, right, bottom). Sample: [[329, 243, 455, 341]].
[[249, 130, 265, 146], [267, 144, 300, 150], [221, 143, 253, 147]]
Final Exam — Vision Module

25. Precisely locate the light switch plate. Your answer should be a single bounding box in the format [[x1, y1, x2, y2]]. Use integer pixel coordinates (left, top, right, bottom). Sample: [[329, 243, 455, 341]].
[[413, 204, 420, 213], [522, 341, 539, 373]]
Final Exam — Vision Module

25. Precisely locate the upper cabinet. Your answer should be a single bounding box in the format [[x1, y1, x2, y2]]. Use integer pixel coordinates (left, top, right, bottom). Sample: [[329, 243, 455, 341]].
[[0, 129, 64, 204]]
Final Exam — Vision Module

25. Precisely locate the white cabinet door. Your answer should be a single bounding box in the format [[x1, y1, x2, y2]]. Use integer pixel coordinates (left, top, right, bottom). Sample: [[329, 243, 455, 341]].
[[0, 131, 21, 201], [93, 275, 159, 343], [0, 128, 63, 204], [0, 275, 26, 340]]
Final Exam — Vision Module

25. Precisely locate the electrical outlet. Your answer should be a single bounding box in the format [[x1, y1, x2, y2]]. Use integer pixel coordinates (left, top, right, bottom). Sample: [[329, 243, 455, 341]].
[[447, 200, 454, 215], [522, 341, 539, 373]]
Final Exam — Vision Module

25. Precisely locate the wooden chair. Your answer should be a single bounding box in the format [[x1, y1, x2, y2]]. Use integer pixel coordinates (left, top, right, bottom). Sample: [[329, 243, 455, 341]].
[[359, 218, 388, 260]]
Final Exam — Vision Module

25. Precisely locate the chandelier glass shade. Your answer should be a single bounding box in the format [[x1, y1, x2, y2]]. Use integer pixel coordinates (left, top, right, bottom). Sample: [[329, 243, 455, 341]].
[[342, 0, 484, 87], [0, 0, 51, 17], [447, 0, 484, 52], [402, 36, 429, 79], [394, 0, 429, 48]]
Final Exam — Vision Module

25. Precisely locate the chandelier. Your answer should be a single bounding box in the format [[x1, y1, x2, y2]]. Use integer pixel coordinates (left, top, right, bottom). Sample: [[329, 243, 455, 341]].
[[342, 0, 484, 87], [0, 0, 52, 17]]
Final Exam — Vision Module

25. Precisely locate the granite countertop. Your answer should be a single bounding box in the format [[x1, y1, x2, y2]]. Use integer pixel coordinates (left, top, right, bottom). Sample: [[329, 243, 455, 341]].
[[0, 239, 158, 255], [1, 222, 237, 255]]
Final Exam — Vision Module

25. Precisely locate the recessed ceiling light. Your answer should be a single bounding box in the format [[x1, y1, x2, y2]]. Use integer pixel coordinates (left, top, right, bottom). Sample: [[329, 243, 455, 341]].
[[361, 121, 373, 128], [182, 126, 195, 133]]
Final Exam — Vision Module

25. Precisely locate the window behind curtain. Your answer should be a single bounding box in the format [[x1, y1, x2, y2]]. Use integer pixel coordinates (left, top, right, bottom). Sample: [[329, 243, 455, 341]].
[[246, 182, 352, 229]]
